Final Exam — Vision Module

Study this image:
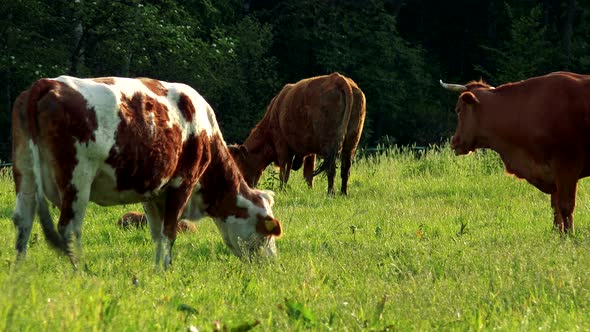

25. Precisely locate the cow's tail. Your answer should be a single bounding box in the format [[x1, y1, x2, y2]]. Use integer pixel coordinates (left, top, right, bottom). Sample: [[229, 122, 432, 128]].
[[26, 79, 68, 253], [26, 79, 55, 144], [313, 151, 337, 177], [313, 73, 354, 177]]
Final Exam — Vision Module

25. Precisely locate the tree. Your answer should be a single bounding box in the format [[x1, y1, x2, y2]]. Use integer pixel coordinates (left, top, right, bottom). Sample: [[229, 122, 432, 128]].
[[476, 4, 558, 84]]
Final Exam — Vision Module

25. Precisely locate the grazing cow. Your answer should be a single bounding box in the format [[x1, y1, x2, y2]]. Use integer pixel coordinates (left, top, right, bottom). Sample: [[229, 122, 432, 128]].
[[440, 71, 590, 233], [230, 73, 366, 195], [12, 76, 282, 268], [117, 211, 197, 233]]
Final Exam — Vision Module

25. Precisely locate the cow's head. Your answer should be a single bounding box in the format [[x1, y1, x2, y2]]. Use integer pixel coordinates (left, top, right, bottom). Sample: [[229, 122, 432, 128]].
[[183, 183, 282, 259], [440, 79, 494, 155], [228, 144, 264, 187], [213, 189, 282, 259]]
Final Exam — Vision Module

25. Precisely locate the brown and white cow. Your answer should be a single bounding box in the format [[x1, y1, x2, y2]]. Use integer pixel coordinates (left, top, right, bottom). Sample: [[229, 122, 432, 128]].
[[12, 76, 282, 268], [229, 72, 366, 195], [441, 71, 590, 233]]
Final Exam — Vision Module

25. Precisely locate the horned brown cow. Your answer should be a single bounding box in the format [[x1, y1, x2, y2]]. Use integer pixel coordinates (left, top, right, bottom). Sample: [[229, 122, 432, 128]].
[[12, 76, 282, 268], [230, 73, 366, 195], [441, 71, 590, 233]]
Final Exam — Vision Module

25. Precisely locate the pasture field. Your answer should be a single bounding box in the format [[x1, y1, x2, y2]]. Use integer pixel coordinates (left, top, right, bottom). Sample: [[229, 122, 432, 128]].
[[1, 146, 590, 331]]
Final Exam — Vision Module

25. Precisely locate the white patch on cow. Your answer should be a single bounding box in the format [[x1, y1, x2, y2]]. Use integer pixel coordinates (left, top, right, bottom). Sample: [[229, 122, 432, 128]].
[[236, 192, 274, 218], [147, 111, 156, 137], [55, 76, 121, 159], [163, 83, 216, 140]]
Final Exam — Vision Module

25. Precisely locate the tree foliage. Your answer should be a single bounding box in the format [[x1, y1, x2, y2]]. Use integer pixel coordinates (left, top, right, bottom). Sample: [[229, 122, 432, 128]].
[[1, 0, 589, 161]]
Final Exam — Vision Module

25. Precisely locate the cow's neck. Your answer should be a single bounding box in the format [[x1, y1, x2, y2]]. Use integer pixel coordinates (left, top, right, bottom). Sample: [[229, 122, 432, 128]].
[[243, 122, 278, 168], [199, 136, 252, 218], [477, 93, 546, 181]]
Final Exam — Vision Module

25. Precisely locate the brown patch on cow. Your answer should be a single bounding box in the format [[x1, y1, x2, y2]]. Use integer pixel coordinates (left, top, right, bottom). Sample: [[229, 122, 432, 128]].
[[106, 92, 182, 193], [177, 93, 195, 122], [173, 131, 210, 187], [139, 77, 168, 96], [198, 133, 250, 220], [256, 215, 282, 237], [93, 77, 116, 85]]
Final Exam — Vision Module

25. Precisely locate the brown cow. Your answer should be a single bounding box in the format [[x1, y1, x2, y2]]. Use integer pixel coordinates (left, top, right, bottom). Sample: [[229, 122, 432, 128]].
[[12, 76, 282, 268], [230, 73, 366, 195], [440, 71, 590, 233]]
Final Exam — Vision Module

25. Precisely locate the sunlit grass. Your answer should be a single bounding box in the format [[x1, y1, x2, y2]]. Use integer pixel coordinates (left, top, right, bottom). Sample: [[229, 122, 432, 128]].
[[1, 145, 590, 331]]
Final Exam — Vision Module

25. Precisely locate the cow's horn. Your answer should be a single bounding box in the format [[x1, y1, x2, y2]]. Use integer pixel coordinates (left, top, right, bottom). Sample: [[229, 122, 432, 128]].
[[439, 79, 467, 92]]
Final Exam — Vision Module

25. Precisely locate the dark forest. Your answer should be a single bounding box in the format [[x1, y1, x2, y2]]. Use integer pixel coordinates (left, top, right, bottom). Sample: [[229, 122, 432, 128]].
[[1, 0, 588, 161]]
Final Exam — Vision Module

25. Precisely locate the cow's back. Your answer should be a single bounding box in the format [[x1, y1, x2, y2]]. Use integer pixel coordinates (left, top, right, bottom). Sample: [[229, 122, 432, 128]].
[[23, 76, 216, 206], [485, 72, 590, 148], [272, 73, 353, 155]]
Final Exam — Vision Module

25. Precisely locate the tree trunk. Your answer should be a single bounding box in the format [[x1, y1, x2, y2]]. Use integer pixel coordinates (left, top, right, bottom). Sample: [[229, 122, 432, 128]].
[[69, 22, 85, 76], [562, 0, 576, 70]]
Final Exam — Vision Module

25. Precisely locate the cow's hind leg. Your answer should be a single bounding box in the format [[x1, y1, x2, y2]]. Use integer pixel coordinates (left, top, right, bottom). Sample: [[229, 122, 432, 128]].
[[340, 151, 354, 196], [325, 152, 338, 196], [57, 185, 91, 268], [13, 191, 36, 259]]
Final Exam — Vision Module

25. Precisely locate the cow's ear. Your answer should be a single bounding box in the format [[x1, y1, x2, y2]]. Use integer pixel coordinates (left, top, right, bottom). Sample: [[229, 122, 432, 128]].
[[460, 92, 479, 105], [257, 215, 282, 238]]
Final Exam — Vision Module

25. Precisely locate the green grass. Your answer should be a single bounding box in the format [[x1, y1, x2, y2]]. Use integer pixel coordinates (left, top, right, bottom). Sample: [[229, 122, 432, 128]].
[[2, 145, 590, 331]]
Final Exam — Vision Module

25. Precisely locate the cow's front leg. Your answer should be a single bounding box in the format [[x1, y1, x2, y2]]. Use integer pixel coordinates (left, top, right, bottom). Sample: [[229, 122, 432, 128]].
[[555, 180, 577, 234], [551, 193, 563, 231], [144, 200, 165, 268], [161, 185, 194, 269]]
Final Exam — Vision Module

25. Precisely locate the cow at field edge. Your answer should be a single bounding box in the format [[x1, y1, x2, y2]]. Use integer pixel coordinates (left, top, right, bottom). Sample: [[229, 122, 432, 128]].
[[12, 76, 282, 268], [229, 72, 366, 195], [440, 71, 590, 233]]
